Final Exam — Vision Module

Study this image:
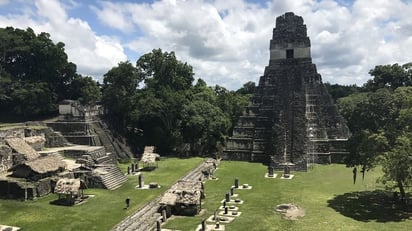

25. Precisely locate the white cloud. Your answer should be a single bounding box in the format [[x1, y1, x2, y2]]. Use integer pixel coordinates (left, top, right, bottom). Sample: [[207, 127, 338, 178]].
[[91, 1, 134, 32], [94, 0, 274, 88], [2, 0, 412, 89], [0, 0, 127, 82]]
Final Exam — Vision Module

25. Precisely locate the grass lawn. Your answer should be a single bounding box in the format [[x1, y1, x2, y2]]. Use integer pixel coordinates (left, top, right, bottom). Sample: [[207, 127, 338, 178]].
[[0, 157, 203, 231], [163, 161, 412, 231]]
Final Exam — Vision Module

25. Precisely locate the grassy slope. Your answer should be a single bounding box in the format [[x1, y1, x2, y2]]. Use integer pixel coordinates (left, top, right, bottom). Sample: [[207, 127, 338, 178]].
[[164, 162, 411, 231], [0, 157, 203, 231]]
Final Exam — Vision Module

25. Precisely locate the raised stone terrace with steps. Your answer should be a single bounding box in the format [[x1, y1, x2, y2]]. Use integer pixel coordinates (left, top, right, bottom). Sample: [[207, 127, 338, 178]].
[[0, 122, 128, 200]]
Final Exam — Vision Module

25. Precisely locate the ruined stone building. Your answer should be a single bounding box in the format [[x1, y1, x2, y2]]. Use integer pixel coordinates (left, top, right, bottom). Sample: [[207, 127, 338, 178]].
[[223, 12, 350, 171], [0, 122, 127, 200], [47, 100, 133, 159]]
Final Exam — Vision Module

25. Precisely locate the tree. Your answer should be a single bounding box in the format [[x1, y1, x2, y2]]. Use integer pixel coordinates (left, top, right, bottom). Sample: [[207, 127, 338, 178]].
[[136, 48, 194, 91], [324, 82, 360, 102], [346, 130, 389, 180], [337, 92, 369, 133], [10, 82, 57, 118], [380, 134, 412, 200], [338, 89, 396, 135], [69, 75, 101, 105], [0, 27, 80, 119], [181, 99, 230, 155], [339, 73, 412, 195], [0, 27, 77, 98], [364, 63, 412, 91], [102, 61, 139, 130], [236, 81, 256, 95], [131, 49, 195, 153]]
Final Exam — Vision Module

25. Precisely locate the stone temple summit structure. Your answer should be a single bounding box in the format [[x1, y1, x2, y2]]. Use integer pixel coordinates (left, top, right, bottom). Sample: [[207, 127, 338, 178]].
[[223, 12, 350, 171]]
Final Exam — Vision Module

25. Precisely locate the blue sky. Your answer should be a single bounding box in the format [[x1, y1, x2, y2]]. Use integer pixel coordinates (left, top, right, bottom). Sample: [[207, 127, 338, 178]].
[[1, 0, 411, 90]]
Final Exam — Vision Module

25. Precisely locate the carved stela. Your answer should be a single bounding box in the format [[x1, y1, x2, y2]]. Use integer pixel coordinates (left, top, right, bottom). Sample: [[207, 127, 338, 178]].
[[223, 12, 350, 171]]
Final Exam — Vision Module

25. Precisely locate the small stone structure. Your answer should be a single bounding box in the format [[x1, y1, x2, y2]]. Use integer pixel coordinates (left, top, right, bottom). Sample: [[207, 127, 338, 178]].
[[53, 178, 87, 205], [140, 146, 160, 170], [159, 180, 204, 216], [223, 12, 350, 171]]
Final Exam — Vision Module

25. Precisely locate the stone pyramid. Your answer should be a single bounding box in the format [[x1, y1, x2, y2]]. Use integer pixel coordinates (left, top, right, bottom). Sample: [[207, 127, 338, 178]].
[[223, 12, 350, 171]]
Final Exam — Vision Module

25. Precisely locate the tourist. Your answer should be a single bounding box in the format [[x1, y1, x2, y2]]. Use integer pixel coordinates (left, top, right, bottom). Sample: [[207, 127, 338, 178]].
[[352, 167, 357, 184], [125, 196, 130, 209]]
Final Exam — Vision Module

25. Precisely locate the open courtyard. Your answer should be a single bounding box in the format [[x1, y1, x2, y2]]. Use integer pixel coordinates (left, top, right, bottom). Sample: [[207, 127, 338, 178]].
[[1, 158, 410, 231]]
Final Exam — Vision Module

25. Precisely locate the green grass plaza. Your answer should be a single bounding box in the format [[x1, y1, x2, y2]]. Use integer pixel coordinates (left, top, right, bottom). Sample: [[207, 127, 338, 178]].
[[1, 157, 411, 231]]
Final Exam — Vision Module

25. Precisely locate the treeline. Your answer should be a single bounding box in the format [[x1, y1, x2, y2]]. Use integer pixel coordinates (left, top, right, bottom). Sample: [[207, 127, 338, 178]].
[[0, 27, 100, 119], [101, 50, 253, 155], [0, 27, 253, 155]]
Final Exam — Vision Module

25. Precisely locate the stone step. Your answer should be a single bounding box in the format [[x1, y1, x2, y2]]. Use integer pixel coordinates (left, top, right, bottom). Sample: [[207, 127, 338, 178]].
[[102, 173, 127, 189], [99, 166, 128, 190]]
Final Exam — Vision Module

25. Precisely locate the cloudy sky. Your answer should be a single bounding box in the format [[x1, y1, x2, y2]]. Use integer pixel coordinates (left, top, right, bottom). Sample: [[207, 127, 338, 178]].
[[1, 0, 412, 90]]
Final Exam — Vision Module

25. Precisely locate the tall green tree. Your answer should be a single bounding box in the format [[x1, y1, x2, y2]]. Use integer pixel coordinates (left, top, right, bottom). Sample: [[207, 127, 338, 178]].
[[339, 66, 412, 196], [338, 89, 396, 135], [131, 49, 195, 153], [136, 48, 194, 91], [102, 61, 139, 130], [380, 134, 412, 200], [0, 26, 88, 119], [213, 84, 252, 134], [364, 63, 412, 91], [346, 130, 389, 180], [10, 81, 57, 117], [181, 84, 230, 155], [0, 27, 77, 99], [69, 75, 101, 105]]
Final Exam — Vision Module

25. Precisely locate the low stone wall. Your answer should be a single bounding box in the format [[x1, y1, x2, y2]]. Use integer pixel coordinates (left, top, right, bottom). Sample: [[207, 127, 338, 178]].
[[46, 122, 89, 136], [0, 178, 53, 200]]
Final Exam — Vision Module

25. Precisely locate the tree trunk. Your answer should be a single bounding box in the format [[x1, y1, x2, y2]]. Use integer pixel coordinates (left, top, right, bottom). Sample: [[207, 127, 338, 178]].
[[361, 164, 366, 181], [397, 178, 406, 201]]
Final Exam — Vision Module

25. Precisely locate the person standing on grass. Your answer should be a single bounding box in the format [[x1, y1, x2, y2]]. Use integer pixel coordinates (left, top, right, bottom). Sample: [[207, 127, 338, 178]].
[[353, 167, 357, 184], [125, 196, 130, 209]]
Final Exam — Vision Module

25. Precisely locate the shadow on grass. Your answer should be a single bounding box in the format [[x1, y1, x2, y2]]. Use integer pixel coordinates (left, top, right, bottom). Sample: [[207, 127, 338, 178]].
[[327, 190, 411, 222]]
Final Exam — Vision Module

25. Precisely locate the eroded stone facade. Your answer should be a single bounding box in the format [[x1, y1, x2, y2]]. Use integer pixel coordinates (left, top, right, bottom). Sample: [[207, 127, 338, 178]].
[[223, 12, 350, 171]]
